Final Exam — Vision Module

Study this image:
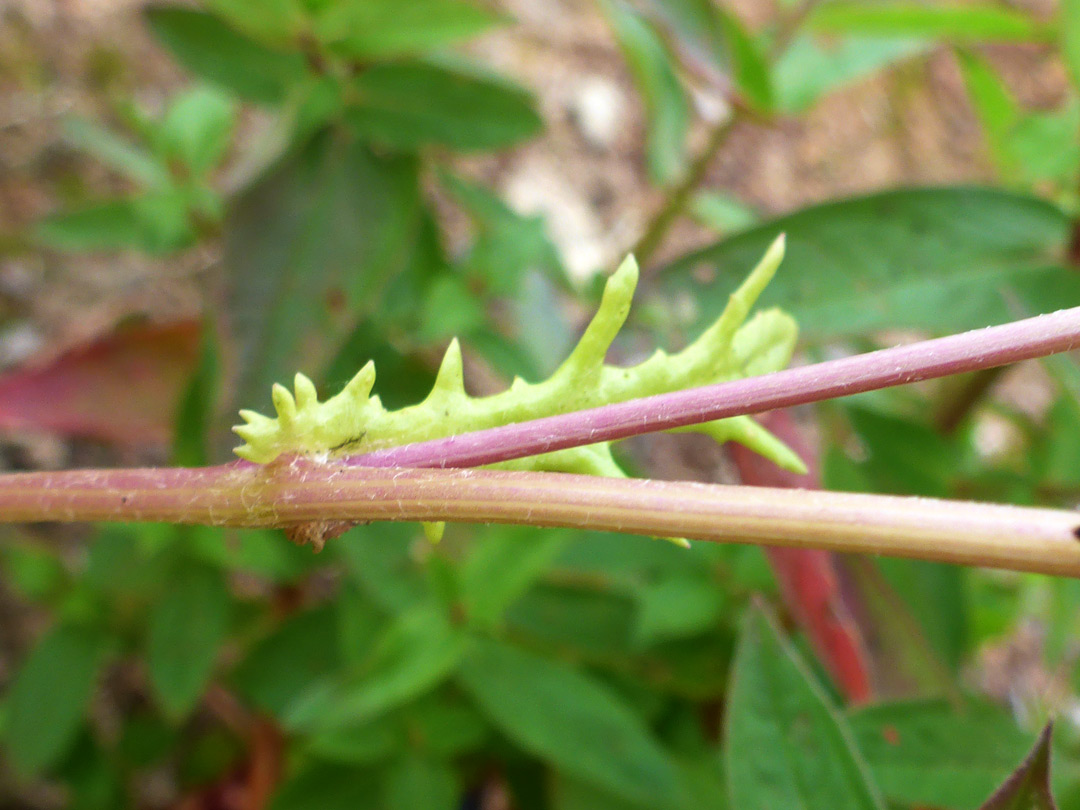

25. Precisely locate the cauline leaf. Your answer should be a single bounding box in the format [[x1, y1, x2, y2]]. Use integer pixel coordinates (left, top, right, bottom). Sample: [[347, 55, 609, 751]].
[[234, 235, 803, 483]]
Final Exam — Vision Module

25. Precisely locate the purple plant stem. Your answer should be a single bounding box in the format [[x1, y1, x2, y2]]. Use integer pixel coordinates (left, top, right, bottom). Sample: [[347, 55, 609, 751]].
[[349, 305, 1080, 469]]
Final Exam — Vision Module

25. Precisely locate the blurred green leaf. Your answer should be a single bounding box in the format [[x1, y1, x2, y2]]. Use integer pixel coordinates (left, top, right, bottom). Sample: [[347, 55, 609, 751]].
[[725, 604, 884, 810], [288, 602, 467, 731], [418, 274, 486, 341], [1064, 0, 1080, 91], [203, 0, 304, 47], [845, 406, 959, 497], [956, 49, 1020, 171], [172, 320, 220, 467], [308, 714, 401, 765], [4, 625, 108, 777], [0, 542, 67, 604], [633, 576, 725, 647], [159, 86, 235, 175], [233, 604, 340, 717], [849, 700, 1046, 810], [774, 35, 926, 112], [637, 0, 728, 73], [658, 187, 1073, 340], [690, 191, 758, 233], [1007, 103, 1080, 189], [63, 118, 168, 187], [603, 0, 689, 184], [980, 725, 1057, 810], [314, 0, 501, 58], [225, 130, 421, 414], [147, 564, 231, 718], [384, 754, 459, 810], [458, 637, 683, 805], [462, 528, 570, 628], [270, 763, 381, 810], [339, 524, 429, 613], [717, 7, 773, 111], [35, 201, 145, 253], [808, 3, 1049, 42], [345, 60, 543, 151], [146, 7, 305, 103], [440, 170, 564, 295]]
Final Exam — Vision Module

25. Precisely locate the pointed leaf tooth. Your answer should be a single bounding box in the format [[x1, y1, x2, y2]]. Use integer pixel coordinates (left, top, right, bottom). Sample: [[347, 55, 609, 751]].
[[432, 339, 465, 394], [294, 373, 318, 410], [232, 424, 261, 444], [237, 409, 272, 427], [556, 254, 638, 379], [271, 383, 297, 424], [342, 361, 376, 401]]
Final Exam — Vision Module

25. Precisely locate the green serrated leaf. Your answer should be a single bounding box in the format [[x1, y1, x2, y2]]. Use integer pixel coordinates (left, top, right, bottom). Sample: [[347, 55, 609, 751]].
[[233, 237, 802, 480], [725, 603, 885, 810]]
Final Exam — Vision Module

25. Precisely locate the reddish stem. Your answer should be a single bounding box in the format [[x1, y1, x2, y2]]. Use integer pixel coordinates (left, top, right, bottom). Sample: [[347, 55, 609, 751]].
[[347, 305, 1080, 469]]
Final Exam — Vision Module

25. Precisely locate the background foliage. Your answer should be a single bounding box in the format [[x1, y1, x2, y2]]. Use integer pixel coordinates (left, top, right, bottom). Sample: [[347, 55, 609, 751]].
[[1, 0, 1080, 808]]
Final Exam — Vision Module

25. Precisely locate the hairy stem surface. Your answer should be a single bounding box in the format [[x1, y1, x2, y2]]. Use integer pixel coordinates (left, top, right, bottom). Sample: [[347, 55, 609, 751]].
[[0, 463, 1078, 576]]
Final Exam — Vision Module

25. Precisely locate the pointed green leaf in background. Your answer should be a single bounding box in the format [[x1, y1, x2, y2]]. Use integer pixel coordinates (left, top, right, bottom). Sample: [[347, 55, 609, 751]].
[[287, 602, 467, 731], [774, 35, 927, 113], [716, 7, 773, 112], [147, 564, 231, 718], [979, 724, 1057, 810], [1063, 0, 1080, 91], [345, 60, 543, 152], [807, 3, 1049, 43], [461, 527, 571, 629], [603, 0, 690, 185], [158, 87, 235, 175], [313, 0, 501, 59], [849, 700, 1057, 810], [4, 625, 109, 777], [725, 603, 884, 810], [458, 637, 683, 806], [146, 7, 306, 104], [658, 187, 1073, 340], [225, 130, 421, 414]]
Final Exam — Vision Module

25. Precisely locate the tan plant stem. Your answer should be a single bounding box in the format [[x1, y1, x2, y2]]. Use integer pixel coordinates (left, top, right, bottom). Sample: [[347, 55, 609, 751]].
[[0, 462, 1078, 577]]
